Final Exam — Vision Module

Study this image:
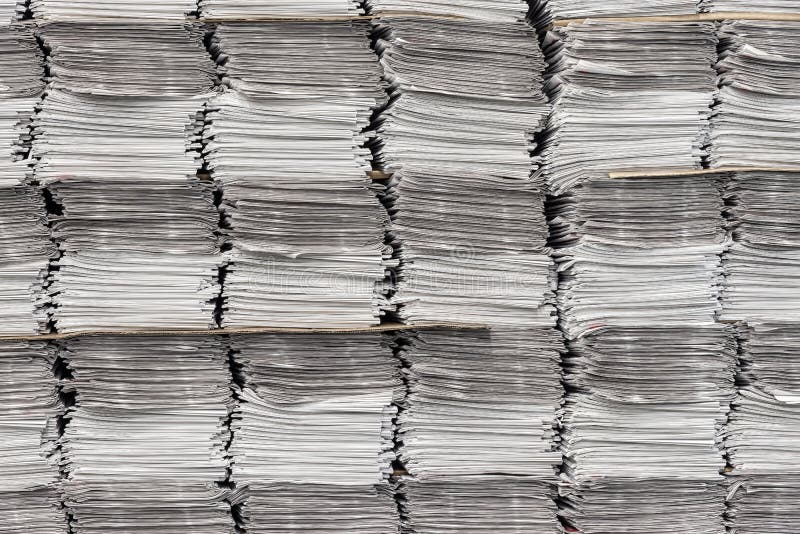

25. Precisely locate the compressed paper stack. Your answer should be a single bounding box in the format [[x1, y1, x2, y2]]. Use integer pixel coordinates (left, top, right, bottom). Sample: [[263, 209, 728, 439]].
[[0, 28, 54, 335], [371, 11, 555, 325], [561, 479, 725, 534], [62, 336, 234, 534], [400, 477, 558, 534], [41, 25, 216, 96], [723, 173, 800, 489], [538, 19, 717, 194], [711, 21, 800, 168], [549, 170, 730, 533], [368, 0, 528, 20], [367, 4, 564, 532], [532, 0, 703, 23], [538, 13, 736, 524], [727, 476, 800, 534], [230, 334, 400, 533], [199, 0, 364, 18], [398, 328, 562, 480], [396, 328, 562, 533], [736, 324, 800, 404], [30, 0, 197, 21], [205, 22, 391, 328], [560, 327, 734, 534], [722, 172, 800, 322], [709, 1, 800, 12], [724, 324, 800, 534], [723, 169, 800, 533], [550, 176, 726, 338], [35, 24, 220, 332], [0, 341, 68, 534]]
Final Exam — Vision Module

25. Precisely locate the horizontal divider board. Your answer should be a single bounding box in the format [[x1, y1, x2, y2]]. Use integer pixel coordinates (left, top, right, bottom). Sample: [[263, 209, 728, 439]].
[[608, 166, 800, 179], [369, 170, 392, 180], [553, 12, 800, 26]]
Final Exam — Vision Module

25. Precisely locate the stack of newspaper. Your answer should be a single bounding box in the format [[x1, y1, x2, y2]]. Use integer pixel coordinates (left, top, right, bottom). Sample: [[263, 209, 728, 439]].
[[62, 336, 234, 534], [199, 0, 364, 18], [722, 170, 800, 532], [31, 0, 196, 20], [368, 5, 563, 532], [205, 23, 391, 328], [532, 0, 703, 23], [230, 334, 400, 533], [559, 332, 733, 533], [561, 480, 726, 534], [368, 0, 528, 20], [725, 324, 800, 534], [397, 327, 562, 533], [553, 173, 730, 533], [371, 14, 555, 325], [537, 20, 717, 194], [727, 476, 799, 534], [0, 341, 67, 534], [709, 1, 800, 13], [400, 477, 559, 534], [35, 24, 221, 332], [0, 28, 54, 335], [737, 324, 800, 404], [561, 326, 735, 470], [398, 328, 562, 480], [551, 176, 726, 338], [722, 172, 800, 322], [712, 21, 800, 168], [41, 25, 216, 95]]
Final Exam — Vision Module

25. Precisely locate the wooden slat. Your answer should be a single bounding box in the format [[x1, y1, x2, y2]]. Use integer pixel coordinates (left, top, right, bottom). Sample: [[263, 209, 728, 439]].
[[608, 167, 800, 180], [553, 12, 800, 26]]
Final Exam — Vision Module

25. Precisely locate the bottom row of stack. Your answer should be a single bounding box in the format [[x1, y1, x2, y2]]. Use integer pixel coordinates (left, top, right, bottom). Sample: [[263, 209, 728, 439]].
[[1, 327, 794, 533]]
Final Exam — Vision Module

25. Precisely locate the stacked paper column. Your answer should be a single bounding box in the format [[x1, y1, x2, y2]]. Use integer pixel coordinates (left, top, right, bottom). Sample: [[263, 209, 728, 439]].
[[0, 340, 68, 533], [203, 20, 391, 328], [723, 325, 800, 534], [711, 21, 800, 168], [395, 327, 563, 533], [367, 1, 563, 531], [713, 24, 800, 322], [33, 18, 220, 332], [714, 23, 800, 532], [0, 24, 55, 335], [61, 336, 235, 534], [537, 8, 733, 533], [549, 176, 733, 534], [229, 333, 401, 533], [369, 3, 554, 325], [537, 17, 718, 194], [721, 171, 800, 533]]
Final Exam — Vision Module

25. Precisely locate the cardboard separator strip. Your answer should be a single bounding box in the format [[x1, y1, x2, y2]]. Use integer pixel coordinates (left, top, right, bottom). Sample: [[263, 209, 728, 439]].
[[607, 166, 800, 179], [0, 322, 489, 342], [553, 12, 800, 26]]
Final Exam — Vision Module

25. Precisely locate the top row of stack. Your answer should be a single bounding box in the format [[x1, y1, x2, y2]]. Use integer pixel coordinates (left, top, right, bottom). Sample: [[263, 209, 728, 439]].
[[0, 0, 797, 21], [0, 0, 796, 337]]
